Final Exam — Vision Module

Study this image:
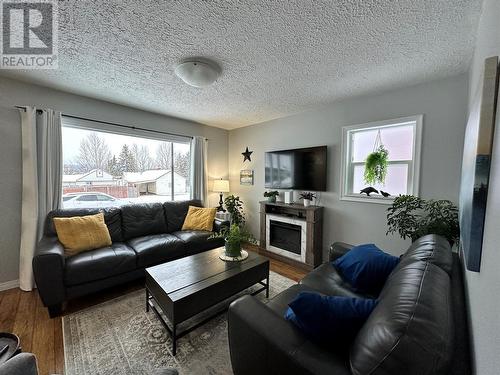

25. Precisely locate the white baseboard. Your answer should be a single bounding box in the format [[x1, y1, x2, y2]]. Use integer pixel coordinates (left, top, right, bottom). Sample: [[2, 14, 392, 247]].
[[0, 279, 19, 291]]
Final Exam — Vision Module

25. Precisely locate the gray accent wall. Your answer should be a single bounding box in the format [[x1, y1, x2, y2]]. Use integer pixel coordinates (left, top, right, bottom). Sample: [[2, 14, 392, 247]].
[[464, 0, 500, 373], [228, 74, 468, 258], [0, 76, 228, 285]]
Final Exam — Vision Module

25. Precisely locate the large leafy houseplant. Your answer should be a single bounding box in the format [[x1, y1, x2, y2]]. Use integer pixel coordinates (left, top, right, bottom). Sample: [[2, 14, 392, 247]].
[[364, 145, 389, 185], [386, 195, 459, 245], [224, 195, 245, 226]]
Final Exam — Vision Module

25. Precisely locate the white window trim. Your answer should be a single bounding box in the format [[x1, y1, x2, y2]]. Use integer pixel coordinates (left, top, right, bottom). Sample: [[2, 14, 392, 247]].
[[340, 115, 423, 204]]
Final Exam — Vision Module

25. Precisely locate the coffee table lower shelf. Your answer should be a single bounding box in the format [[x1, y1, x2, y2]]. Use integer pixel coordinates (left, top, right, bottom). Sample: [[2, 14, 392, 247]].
[[145, 279, 269, 356]]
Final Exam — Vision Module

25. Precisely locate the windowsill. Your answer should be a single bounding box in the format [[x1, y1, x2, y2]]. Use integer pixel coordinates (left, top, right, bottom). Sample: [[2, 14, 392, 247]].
[[340, 194, 395, 205]]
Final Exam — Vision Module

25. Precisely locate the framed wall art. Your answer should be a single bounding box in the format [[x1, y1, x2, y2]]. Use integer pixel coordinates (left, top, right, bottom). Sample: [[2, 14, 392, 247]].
[[459, 56, 499, 272], [240, 170, 254, 185]]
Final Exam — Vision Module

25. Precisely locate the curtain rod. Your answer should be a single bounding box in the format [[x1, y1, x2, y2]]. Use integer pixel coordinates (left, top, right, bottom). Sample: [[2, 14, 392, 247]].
[[15, 106, 197, 140]]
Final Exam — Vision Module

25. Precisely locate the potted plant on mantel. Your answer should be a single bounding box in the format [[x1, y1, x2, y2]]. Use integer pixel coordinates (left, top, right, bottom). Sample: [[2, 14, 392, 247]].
[[299, 192, 316, 207], [386, 195, 459, 246], [263, 190, 280, 203]]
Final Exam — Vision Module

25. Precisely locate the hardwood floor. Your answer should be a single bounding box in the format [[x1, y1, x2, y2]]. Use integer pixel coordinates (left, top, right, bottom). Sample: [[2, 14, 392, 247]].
[[0, 252, 306, 374], [0, 288, 63, 375]]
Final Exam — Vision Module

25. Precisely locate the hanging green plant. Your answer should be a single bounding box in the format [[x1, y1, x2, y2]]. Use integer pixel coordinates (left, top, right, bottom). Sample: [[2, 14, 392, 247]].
[[364, 130, 389, 185], [364, 145, 389, 184]]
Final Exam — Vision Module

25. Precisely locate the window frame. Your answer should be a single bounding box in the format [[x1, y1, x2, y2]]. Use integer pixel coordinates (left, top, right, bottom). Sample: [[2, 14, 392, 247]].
[[340, 115, 423, 204], [62, 116, 192, 145], [61, 115, 192, 203]]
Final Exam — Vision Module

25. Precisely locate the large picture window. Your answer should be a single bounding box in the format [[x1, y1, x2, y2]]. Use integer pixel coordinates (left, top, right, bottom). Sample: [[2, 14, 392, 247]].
[[340, 115, 422, 203], [61, 118, 191, 209]]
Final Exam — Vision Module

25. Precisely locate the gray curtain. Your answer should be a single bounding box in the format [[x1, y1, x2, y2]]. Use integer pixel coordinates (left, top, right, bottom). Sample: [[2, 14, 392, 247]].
[[190, 136, 208, 207], [19, 107, 62, 291]]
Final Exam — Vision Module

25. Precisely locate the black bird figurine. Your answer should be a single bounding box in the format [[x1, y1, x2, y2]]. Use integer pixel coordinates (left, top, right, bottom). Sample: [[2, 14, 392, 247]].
[[380, 190, 391, 197], [360, 187, 379, 196]]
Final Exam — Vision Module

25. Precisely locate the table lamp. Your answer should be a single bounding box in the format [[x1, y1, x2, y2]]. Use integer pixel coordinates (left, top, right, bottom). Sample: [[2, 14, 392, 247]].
[[213, 179, 230, 212]]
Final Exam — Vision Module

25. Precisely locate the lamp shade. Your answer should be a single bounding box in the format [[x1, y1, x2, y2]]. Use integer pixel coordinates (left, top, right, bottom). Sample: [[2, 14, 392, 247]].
[[213, 179, 230, 192]]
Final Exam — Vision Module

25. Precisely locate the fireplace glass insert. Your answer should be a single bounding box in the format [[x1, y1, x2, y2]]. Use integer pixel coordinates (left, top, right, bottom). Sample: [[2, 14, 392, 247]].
[[269, 220, 302, 255]]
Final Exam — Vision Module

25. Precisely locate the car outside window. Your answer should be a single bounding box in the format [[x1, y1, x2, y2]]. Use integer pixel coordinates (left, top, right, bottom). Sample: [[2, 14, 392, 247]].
[[77, 195, 98, 201], [97, 195, 114, 201]]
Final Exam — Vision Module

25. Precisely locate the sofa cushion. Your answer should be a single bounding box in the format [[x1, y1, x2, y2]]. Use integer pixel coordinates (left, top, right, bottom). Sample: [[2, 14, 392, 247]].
[[399, 234, 453, 275], [45, 207, 123, 242], [333, 244, 399, 295], [53, 213, 112, 256], [64, 243, 136, 286], [300, 263, 372, 298], [266, 284, 320, 316], [350, 261, 453, 375], [121, 203, 167, 240], [172, 230, 224, 255], [182, 206, 217, 231], [163, 200, 202, 232], [127, 234, 185, 267], [285, 292, 377, 344]]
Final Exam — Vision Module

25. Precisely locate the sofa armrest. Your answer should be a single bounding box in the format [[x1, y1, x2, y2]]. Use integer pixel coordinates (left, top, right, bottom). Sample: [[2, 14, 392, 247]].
[[228, 295, 351, 375], [32, 236, 66, 309], [329, 242, 353, 262], [213, 218, 230, 233], [0, 353, 38, 375]]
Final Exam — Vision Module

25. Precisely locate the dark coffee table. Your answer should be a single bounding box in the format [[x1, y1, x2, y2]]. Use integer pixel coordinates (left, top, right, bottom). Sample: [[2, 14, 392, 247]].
[[145, 247, 270, 355]]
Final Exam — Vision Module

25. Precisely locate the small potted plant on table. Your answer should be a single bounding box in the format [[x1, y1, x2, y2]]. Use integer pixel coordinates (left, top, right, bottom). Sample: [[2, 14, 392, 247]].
[[209, 224, 256, 261], [299, 192, 316, 207], [263, 190, 280, 203]]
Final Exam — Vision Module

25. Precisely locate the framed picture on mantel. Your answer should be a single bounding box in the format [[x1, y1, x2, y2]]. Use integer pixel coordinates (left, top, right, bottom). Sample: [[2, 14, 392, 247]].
[[459, 56, 499, 272]]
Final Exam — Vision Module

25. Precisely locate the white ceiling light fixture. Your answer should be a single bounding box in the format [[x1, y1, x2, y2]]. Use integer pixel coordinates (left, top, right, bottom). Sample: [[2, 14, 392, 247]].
[[174, 59, 221, 88]]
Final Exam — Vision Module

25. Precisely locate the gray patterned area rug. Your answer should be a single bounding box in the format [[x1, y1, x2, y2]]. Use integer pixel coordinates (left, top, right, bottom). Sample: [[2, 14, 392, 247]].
[[63, 271, 296, 375]]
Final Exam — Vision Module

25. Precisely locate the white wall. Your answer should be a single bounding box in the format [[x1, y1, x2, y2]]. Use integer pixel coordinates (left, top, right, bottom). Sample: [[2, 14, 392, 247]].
[[229, 74, 468, 258], [464, 0, 500, 373], [0, 76, 228, 285]]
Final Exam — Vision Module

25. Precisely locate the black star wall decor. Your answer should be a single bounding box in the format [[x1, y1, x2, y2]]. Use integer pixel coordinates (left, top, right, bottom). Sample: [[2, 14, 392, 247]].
[[242, 147, 253, 162]]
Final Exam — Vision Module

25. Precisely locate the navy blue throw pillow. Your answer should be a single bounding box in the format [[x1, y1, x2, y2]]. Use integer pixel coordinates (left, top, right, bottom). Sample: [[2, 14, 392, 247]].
[[284, 292, 377, 343], [333, 244, 399, 294]]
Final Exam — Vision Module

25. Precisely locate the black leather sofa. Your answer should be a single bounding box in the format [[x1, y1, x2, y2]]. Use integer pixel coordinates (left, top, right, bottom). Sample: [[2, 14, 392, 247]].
[[228, 235, 471, 375], [33, 200, 228, 317]]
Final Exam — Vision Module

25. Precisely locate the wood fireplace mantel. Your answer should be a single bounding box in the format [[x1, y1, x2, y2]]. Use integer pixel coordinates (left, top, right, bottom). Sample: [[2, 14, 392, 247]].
[[259, 201, 323, 270]]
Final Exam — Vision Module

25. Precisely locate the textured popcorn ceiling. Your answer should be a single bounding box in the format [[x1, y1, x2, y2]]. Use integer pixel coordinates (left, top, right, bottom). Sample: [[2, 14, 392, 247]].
[[1, 0, 482, 129]]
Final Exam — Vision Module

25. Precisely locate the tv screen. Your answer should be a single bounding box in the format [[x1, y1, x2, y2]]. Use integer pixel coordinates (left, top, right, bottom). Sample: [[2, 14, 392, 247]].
[[265, 146, 327, 191]]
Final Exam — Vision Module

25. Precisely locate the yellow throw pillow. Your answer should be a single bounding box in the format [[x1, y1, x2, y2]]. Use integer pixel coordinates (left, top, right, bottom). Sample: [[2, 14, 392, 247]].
[[53, 213, 112, 256], [182, 206, 217, 231]]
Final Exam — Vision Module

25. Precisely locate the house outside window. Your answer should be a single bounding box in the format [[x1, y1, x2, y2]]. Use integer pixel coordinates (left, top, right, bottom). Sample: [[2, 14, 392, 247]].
[[340, 115, 423, 203], [61, 116, 191, 209]]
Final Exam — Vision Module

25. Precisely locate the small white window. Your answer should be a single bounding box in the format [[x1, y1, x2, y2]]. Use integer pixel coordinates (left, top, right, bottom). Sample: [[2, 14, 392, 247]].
[[340, 115, 422, 204]]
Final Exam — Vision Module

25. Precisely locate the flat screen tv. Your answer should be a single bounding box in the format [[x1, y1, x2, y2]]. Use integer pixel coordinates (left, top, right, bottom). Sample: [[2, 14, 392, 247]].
[[265, 146, 327, 191]]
